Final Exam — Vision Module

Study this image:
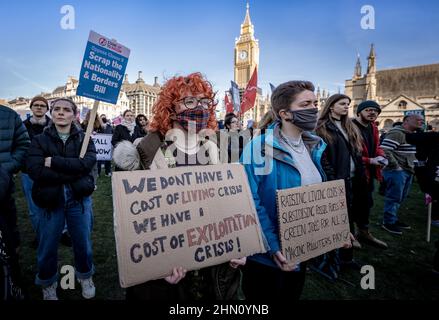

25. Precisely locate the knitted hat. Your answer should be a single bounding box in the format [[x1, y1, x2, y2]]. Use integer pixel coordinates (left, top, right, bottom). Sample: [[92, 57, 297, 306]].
[[357, 100, 381, 115], [30, 96, 49, 110]]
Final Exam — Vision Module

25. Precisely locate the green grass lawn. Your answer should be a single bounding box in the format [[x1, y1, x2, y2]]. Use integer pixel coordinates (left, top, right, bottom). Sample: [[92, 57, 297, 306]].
[[13, 174, 439, 300]]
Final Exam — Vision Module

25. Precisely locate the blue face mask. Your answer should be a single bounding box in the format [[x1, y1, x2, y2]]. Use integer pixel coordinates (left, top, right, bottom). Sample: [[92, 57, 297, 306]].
[[285, 108, 318, 131]]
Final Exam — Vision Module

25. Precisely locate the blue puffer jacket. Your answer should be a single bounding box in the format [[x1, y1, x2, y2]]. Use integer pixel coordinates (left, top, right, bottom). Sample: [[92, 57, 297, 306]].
[[240, 122, 327, 269], [0, 105, 30, 175]]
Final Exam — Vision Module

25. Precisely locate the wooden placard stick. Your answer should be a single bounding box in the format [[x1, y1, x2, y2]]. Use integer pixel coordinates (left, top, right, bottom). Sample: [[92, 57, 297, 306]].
[[80, 99, 99, 159]]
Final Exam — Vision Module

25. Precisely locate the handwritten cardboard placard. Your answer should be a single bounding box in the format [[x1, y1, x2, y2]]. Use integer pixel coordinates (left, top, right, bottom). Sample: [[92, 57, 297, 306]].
[[112, 163, 266, 288], [91, 133, 112, 161], [277, 179, 350, 265]]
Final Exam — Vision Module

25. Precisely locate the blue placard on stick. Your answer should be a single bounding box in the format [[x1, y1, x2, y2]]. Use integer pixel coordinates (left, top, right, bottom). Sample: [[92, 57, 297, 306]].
[[77, 31, 130, 104]]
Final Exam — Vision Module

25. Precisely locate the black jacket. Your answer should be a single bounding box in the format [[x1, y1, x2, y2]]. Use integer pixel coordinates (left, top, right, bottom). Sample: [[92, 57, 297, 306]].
[[98, 123, 113, 134], [22, 115, 51, 173], [26, 124, 96, 210], [133, 125, 147, 139], [22, 115, 51, 141], [0, 105, 30, 175], [321, 121, 364, 181], [406, 132, 439, 197], [319, 121, 366, 210], [112, 124, 142, 147]]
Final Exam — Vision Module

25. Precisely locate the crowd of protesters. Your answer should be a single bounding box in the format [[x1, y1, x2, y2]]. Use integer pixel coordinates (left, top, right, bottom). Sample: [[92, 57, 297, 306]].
[[0, 74, 438, 301]]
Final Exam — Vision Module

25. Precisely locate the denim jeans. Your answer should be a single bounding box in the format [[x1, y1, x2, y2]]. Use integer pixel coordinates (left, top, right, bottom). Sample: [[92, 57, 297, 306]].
[[383, 169, 413, 225], [34, 185, 94, 287], [21, 173, 68, 235]]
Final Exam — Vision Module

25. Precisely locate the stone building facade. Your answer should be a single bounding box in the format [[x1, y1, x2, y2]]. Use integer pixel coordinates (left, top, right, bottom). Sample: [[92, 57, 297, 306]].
[[345, 44, 439, 130], [121, 71, 161, 119]]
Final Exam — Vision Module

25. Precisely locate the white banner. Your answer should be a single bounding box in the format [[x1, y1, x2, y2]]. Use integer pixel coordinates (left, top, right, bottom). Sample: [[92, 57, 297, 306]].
[[91, 133, 112, 161]]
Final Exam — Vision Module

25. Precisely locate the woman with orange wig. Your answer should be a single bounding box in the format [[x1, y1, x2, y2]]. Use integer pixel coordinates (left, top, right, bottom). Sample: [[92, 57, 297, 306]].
[[113, 72, 246, 300]]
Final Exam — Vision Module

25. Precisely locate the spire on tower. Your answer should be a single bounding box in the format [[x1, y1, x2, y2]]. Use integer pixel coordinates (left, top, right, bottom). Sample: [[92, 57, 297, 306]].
[[367, 43, 376, 74], [369, 43, 376, 58], [354, 53, 362, 78], [240, 1, 254, 37], [243, 2, 252, 26]]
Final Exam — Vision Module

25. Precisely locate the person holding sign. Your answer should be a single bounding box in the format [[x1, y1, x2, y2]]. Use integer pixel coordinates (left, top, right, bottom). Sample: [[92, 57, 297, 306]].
[[97, 114, 113, 177], [315, 94, 365, 277], [113, 72, 246, 300], [240, 81, 350, 300], [26, 98, 97, 300]]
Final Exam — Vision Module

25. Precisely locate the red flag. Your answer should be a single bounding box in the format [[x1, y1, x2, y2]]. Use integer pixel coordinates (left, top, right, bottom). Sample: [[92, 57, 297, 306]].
[[225, 93, 234, 114], [240, 67, 258, 115]]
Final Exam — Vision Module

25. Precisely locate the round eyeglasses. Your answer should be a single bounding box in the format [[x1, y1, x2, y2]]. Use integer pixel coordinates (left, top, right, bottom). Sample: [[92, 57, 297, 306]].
[[177, 97, 214, 109]]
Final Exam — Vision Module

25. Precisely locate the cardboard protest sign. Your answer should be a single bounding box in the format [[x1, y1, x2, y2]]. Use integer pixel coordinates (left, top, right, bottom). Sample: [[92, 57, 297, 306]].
[[77, 30, 130, 105], [91, 134, 112, 161], [112, 163, 266, 288], [277, 180, 350, 265]]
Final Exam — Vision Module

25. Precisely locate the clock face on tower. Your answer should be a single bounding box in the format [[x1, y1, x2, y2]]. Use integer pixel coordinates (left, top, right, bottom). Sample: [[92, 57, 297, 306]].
[[239, 50, 248, 60]]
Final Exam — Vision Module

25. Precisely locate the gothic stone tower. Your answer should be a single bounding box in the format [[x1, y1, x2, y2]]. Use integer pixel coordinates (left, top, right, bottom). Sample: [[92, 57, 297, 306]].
[[234, 2, 259, 89], [233, 2, 269, 125], [345, 43, 377, 116]]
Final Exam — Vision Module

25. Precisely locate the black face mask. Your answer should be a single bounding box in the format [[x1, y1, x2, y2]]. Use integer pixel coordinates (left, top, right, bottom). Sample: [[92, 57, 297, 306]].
[[285, 108, 318, 131]]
